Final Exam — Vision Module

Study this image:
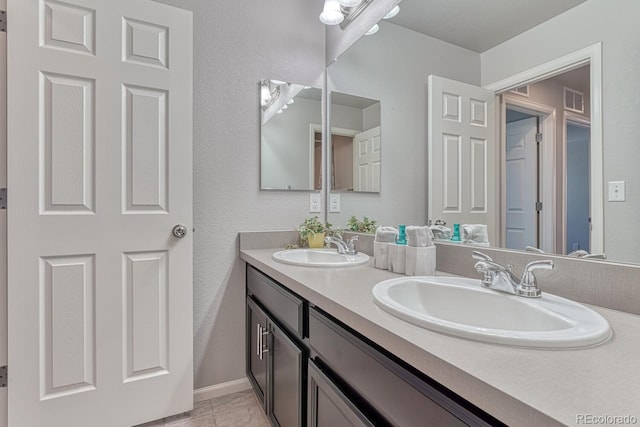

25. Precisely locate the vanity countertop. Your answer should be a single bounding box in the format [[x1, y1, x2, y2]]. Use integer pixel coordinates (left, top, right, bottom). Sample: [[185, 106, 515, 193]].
[[240, 248, 640, 427]]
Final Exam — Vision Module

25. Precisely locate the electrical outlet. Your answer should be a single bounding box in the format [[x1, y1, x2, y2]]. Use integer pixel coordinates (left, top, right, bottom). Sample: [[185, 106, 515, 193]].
[[608, 181, 625, 202], [329, 193, 341, 213], [309, 193, 321, 213]]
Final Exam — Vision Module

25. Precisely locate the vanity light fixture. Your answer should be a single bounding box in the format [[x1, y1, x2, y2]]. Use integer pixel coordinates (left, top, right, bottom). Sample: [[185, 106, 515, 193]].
[[319, 0, 375, 29], [319, 0, 344, 25]]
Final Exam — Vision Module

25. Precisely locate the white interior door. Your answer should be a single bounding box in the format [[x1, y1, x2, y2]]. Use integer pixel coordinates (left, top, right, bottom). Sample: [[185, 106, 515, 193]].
[[505, 117, 538, 250], [428, 75, 497, 244], [353, 126, 381, 192], [7, 1, 193, 426]]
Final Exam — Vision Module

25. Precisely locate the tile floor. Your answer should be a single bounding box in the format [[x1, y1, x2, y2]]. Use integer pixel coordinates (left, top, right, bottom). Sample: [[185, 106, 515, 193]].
[[136, 389, 270, 427]]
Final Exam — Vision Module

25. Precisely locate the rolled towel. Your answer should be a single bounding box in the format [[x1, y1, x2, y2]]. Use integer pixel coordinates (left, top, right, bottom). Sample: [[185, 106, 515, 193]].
[[462, 224, 489, 245], [375, 226, 398, 243], [406, 226, 433, 247], [430, 225, 451, 241], [406, 246, 436, 276]]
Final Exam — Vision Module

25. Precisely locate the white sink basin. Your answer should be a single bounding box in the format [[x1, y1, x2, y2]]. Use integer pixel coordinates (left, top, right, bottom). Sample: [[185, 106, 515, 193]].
[[273, 248, 369, 267], [372, 276, 611, 349]]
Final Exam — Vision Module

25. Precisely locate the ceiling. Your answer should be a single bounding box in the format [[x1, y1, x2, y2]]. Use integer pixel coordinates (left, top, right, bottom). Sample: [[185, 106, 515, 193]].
[[388, 0, 588, 53]]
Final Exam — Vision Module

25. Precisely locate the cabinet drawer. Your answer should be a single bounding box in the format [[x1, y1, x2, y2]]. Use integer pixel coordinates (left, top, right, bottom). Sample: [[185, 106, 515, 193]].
[[247, 266, 305, 339], [309, 307, 500, 427]]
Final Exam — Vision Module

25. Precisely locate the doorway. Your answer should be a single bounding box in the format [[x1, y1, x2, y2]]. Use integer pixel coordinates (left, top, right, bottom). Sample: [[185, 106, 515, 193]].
[[495, 58, 595, 254], [565, 118, 591, 253]]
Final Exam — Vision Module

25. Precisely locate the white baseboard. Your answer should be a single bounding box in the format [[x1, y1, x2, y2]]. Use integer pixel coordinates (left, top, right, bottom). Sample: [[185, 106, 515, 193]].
[[193, 377, 252, 402]]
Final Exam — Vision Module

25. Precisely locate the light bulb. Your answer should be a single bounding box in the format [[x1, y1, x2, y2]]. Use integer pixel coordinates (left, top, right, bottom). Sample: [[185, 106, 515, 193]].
[[383, 5, 399, 19], [271, 79, 286, 85], [365, 24, 379, 36], [276, 109, 283, 114], [260, 85, 271, 106], [338, 0, 362, 7], [287, 99, 295, 105], [319, 0, 344, 25], [281, 105, 288, 110]]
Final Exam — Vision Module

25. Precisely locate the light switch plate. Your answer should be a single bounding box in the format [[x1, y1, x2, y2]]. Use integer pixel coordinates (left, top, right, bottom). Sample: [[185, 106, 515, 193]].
[[309, 193, 321, 213], [608, 181, 625, 202], [329, 193, 341, 213]]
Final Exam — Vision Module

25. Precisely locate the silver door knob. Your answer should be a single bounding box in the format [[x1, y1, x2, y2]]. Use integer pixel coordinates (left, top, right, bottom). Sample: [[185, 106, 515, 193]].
[[172, 225, 187, 238]]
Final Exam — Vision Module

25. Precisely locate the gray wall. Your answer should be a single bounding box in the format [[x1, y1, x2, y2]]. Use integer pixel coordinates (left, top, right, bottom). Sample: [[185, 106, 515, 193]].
[[154, 0, 325, 389], [481, 0, 640, 262], [261, 97, 321, 190], [327, 21, 481, 228]]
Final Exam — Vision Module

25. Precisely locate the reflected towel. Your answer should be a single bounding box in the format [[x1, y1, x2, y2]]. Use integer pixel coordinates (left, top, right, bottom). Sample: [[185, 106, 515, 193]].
[[430, 225, 452, 241], [462, 224, 489, 245]]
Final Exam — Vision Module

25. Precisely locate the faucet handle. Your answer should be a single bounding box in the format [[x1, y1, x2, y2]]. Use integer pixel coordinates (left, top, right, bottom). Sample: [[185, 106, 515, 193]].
[[472, 251, 493, 262], [347, 235, 359, 254], [519, 260, 554, 296]]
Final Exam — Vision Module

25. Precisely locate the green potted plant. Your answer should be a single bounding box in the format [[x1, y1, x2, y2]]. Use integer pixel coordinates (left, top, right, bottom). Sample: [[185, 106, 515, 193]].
[[298, 216, 340, 248], [347, 215, 378, 234]]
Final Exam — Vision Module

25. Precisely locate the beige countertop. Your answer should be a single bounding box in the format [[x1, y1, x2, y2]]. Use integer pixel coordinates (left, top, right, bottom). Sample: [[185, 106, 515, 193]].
[[241, 248, 640, 427]]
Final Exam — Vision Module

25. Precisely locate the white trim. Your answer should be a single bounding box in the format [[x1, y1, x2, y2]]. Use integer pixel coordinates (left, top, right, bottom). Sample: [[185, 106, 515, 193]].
[[563, 112, 591, 255], [0, 22, 7, 427], [193, 378, 252, 403], [310, 124, 321, 189], [486, 42, 603, 254], [501, 94, 556, 253]]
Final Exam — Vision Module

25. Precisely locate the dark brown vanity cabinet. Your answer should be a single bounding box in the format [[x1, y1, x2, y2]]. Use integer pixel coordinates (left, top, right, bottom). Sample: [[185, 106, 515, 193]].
[[246, 266, 305, 427], [246, 265, 504, 427]]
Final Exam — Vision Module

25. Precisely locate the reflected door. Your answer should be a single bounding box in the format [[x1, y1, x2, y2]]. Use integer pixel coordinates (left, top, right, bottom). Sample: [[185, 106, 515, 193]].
[[353, 126, 381, 192], [505, 117, 538, 250], [7, 0, 193, 426], [428, 76, 497, 244]]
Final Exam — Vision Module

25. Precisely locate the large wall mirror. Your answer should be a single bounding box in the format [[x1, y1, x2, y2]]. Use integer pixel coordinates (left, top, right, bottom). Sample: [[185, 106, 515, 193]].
[[326, 0, 640, 264], [260, 78, 322, 191]]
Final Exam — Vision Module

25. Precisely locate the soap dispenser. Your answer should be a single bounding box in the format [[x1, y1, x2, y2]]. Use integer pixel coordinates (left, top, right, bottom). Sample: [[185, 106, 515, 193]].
[[390, 224, 407, 273]]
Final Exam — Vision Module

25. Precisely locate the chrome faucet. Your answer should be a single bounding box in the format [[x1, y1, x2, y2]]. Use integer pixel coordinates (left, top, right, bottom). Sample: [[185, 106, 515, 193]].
[[472, 251, 553, 298], [325, 235, 359, 255]]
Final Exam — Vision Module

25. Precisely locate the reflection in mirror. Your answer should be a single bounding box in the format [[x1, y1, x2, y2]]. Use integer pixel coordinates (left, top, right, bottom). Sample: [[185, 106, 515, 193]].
[[330, 92, 381, 192], [260, 78, 322, 191]]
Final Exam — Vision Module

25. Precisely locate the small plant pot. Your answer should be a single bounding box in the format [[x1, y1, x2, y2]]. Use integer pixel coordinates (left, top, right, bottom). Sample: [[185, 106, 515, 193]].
[[308, 232, 325, 248]]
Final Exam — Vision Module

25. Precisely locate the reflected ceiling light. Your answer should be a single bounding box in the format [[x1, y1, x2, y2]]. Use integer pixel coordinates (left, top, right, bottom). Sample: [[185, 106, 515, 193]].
[[365, 24, 379, 36], [383, 5, 400, 19], [319, 0, 344, 25], [276, 109, 284, 114], [338, 0, 362, 7], [287, 99, 295, 105], [281, 104, 288, 110], [261, 79, 281, 109]]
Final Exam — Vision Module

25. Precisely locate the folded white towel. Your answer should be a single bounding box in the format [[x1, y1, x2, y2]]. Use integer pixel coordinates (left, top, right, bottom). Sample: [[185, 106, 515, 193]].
[[389, 244, 406, 274], [462, 224, 489, 245], [374, 241, 391, 270], [430, 225, 451, 241], [405, 246, 436, 276], [406, 226, 433, 247], [375, 226, 398, 243]]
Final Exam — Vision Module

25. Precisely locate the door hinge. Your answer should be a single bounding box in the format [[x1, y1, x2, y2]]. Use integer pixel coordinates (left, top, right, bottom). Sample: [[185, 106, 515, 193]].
[[0, 188, 6, 209], [535, 202, 543, 212], [535, 133, 543, 143], [0, 366, 6, 387], [0, 11, 6, 33]]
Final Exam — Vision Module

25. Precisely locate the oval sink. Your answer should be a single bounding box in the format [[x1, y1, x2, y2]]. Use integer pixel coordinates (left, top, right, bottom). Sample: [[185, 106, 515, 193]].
[[372, 276, 611, 349], [273, 248, 369, 268]]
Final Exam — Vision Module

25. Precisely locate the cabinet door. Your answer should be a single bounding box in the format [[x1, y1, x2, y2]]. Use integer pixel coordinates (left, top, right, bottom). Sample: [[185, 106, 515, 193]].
[[247, 297, 269, 408], [308, 361, 374, 427], [269, 321, 304, 427]]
